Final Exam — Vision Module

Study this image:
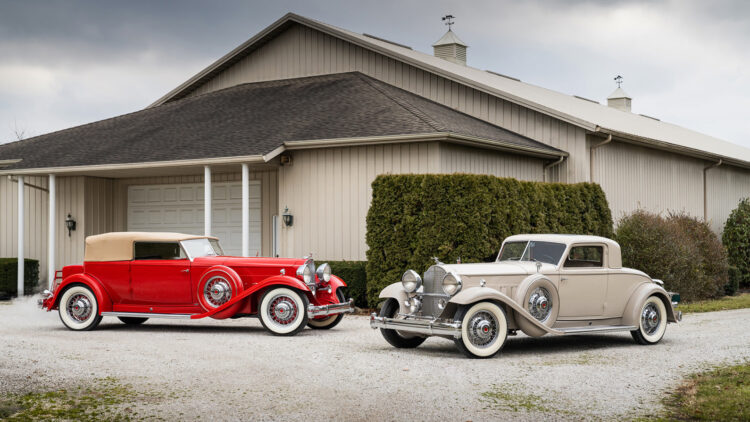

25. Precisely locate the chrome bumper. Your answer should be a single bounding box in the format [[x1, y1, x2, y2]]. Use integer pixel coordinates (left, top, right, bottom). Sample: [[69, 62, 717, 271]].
[[307, 299, 355, 318], [37, 290, 53, 309], [370, 313, 462, 338]]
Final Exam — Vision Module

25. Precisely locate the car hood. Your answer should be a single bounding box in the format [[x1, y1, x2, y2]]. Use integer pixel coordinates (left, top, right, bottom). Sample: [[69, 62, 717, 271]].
[[439, 261, 555, 277], [193, 256, 308, 267]]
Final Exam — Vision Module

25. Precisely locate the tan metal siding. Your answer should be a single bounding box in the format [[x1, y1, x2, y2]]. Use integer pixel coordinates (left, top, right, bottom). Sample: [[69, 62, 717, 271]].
[[706, 165, 750, 233], [112, 170, 278, 256], [440, 143, 544, 181], [593, 141, 704, 223], [278, 142, 441, 260], [55, 177, 86, 270], [186, 24, 586, 183]]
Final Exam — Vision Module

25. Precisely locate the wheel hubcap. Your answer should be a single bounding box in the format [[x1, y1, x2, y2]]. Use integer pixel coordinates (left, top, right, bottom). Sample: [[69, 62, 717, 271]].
[[66, 294, 92, 322], [528, 287, 552, 322], [203, 277, 232, 307], [641, 303, 661, 335], [467, 311, 498, 347], [268, 295, 298, 326]]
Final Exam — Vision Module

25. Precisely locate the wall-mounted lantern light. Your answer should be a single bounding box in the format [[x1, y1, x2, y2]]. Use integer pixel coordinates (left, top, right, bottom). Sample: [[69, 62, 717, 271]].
[[282, 207, 293, 227], [65, 214, 76, 237]]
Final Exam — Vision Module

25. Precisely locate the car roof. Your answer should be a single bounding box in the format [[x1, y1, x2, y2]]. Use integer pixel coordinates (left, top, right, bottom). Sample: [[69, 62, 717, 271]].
[[503, 234, 622, 267], [84, 232, 217, 262]]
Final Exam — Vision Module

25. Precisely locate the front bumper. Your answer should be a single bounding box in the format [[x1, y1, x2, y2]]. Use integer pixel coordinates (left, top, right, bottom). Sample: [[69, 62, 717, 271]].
[[307, 298, 355, 319], [370, 313, 462, 338]]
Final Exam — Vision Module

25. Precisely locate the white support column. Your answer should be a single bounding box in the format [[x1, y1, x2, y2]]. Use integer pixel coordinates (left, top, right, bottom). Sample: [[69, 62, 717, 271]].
[[241, 163, 250, 257], [48, 174, 56, 289], [17, 176, 24, 297], [204, 166, 211, 236]]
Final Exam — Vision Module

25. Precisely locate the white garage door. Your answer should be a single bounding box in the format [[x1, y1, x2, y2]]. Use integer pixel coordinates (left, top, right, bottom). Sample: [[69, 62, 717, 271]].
[[127, 182, 262, 256]]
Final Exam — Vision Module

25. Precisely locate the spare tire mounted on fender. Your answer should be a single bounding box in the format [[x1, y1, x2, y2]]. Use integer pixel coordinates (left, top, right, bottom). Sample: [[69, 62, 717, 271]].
[[197, 266, 244, 319], [514, 276, 559, 337]]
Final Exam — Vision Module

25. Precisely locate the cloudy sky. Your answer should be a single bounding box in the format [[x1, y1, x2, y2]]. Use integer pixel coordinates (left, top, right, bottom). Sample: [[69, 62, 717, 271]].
[[1, 0, 748, 147]]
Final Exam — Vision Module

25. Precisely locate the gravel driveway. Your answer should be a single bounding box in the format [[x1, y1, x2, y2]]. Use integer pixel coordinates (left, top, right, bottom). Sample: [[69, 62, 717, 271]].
[[1, 297, 748, 421]]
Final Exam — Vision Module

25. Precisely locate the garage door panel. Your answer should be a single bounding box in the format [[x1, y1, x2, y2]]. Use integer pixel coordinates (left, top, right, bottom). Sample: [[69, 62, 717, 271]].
[[128, 182, 261, 256]]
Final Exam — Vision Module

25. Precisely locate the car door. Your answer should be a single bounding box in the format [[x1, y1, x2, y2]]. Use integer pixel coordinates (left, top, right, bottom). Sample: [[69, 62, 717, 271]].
[[130, 241, 192, 305], [557, 244, 608, 318]]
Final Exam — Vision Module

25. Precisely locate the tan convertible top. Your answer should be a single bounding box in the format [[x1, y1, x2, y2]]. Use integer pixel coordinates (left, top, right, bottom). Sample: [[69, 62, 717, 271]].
[[84, 232, 217, 262]]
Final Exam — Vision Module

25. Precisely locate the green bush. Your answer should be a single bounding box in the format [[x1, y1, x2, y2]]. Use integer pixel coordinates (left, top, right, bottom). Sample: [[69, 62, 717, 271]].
[[0, 258, 40, 298], [722, 198, 750, 289], [365, 174, 614, 307], [726, 266, 741, 296], [616, 211, 727, 301], [327, 260, 368, 308]]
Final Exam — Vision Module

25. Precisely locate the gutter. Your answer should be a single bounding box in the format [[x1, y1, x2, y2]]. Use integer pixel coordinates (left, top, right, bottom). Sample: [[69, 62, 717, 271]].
[[703, 159, 723, 220], [543, 156, 566, 182], [589, 134, 612, 182]]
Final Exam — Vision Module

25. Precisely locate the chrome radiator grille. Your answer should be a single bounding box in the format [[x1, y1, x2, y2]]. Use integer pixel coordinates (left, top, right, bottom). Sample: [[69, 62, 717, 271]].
[[421, 265, 446, 317]]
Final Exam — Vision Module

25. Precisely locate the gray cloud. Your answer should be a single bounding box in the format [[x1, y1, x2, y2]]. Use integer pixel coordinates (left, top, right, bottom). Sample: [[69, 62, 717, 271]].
[[1, 0, 748, 148]]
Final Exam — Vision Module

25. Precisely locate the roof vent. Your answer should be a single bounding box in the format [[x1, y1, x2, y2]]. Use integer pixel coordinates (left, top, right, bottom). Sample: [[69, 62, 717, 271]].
[[607, 75, 632, 112], [433, 15, 467, 65]]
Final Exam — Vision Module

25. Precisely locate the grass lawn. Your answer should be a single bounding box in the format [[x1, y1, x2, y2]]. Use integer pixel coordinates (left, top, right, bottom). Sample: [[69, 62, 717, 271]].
[[654, 362, 750, 421], [679, 293, 750, 313]]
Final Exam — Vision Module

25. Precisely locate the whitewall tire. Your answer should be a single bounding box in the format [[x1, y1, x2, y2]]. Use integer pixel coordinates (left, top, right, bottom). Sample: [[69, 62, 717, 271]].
[[258, 287, 309, 336], [58, 285, 103, 331], [454, 301, 508, 359], [631, 295, 667, 345]]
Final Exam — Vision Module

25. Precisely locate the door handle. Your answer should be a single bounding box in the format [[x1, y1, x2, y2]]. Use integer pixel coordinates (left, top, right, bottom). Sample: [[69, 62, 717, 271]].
[[180, 269, 190, 273], [560, 277, 568, 282]]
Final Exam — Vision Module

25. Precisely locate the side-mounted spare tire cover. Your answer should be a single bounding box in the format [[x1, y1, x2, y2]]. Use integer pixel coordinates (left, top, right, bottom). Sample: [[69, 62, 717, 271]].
[[514, 275, 559, 337], [197, 265, 244, 319]]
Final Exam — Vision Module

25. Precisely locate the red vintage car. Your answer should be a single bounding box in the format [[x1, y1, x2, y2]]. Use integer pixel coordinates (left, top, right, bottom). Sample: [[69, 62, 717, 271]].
[[39, 232, 354, 336]]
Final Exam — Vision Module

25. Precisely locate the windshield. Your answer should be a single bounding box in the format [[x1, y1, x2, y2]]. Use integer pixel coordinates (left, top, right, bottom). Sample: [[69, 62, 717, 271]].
[[497, 241, 566, 265], [181, 238, 224, 258]]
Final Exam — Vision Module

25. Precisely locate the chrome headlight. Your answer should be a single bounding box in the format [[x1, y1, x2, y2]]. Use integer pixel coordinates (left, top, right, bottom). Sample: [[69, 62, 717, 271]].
[[442, 272, 462, 296], [316, 263, 332, 283], [401, 269, 422, 293], [296, 262, 314, 285]]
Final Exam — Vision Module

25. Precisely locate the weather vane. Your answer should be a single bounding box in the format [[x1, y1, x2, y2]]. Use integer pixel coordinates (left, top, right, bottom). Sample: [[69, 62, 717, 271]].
[[614, 75, 623, 88], [442, 14, 455, 29]]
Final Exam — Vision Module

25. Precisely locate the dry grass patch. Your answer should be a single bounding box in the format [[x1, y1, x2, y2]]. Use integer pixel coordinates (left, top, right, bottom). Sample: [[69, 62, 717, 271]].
[[679, 293, 750, 313]]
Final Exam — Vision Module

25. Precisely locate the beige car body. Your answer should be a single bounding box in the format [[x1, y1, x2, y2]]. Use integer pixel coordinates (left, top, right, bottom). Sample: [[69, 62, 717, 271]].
[[377, 234, 679, 338]]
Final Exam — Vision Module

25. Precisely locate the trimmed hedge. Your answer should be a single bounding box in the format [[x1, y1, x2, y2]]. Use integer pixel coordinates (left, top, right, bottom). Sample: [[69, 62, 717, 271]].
[[722, 198, 750, 289], [365, 174, 614, 307], [0, 258, 40, 299], [616, 211, 728, 302], [327, 260, 368, 308]]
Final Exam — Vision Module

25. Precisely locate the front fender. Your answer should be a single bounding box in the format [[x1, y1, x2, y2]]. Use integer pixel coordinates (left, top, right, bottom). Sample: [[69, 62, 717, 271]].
[[449, 287, 563, 335], [48, 274, 113, 313], [622, 283, 678, 326], [378, 282, 409, 314]]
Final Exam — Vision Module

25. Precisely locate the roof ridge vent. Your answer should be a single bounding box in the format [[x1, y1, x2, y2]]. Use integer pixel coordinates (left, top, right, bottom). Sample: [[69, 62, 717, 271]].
[[573, 95, 599, 104], [639, 114, 660, 121], [362, 33, 412, 50], [486, 70, 520, 82]]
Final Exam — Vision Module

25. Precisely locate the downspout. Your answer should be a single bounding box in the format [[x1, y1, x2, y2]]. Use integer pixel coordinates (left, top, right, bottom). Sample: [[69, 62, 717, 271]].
[[703, 159, 722, 220], [589, 134, 612, 182], [543, 156, 565, 182]]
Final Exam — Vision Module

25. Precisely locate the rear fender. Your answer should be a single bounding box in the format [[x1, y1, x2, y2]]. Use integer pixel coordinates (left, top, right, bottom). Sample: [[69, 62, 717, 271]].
[[449, 287, 562, 335], [622, 283, 677, 326], [48, 274, 113, 313], [191, 275, 310, 319]]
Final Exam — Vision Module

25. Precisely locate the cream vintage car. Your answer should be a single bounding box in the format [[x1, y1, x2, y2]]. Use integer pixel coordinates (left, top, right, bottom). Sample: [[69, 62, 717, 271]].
[[370, 234, 682, 358]]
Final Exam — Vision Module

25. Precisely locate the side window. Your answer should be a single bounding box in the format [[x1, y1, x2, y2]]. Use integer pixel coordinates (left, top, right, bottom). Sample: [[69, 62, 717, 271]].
[[564, 245, 604, 268], [134, 242, 186, 260]]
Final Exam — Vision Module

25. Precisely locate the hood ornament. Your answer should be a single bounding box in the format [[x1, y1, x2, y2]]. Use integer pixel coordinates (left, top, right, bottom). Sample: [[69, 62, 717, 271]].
[[432, 256, 444, 265], [456, 257, 462, 264]]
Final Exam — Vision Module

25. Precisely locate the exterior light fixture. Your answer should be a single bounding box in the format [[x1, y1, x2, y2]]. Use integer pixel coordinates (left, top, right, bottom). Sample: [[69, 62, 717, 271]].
[[65, 214, 76, 237], [282, 207, 293, 227]]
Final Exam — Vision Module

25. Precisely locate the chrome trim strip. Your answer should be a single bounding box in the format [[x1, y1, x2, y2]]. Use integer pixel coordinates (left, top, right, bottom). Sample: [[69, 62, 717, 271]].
[[307, 299, 355, 318], [101, 312, 193, 319], [370, 313, 462, 338], [556, 325, 637, 334]]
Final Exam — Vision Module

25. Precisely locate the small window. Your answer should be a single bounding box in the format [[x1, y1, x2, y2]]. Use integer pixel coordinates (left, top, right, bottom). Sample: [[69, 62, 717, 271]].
[[134, 242, 185, 260], [564, 245, 604, 268]]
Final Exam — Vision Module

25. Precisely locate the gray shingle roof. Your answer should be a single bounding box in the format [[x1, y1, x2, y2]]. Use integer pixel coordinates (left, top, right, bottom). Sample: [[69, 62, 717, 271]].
[[0, 72, 563, 171]]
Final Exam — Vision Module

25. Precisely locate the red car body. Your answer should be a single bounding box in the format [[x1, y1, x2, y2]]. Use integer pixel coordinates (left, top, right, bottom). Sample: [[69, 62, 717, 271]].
[[40, 232, 354, 335]]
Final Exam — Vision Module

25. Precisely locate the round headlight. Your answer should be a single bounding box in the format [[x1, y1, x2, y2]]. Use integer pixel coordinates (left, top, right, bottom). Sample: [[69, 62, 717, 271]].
[[442, 272, 462, 296], [401, 269, 422, 293], [297, 263, 313, 285], [316, 263, 332, 283]]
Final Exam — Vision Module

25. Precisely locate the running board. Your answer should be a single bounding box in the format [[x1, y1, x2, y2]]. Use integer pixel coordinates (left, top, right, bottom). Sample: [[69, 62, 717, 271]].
[[101, 312, 193, 320], [557, 325, 636, 334]]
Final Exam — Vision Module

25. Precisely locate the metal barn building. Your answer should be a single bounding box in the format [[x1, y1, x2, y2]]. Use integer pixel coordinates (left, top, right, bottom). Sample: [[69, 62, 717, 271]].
[[1, 13, 749, 287]]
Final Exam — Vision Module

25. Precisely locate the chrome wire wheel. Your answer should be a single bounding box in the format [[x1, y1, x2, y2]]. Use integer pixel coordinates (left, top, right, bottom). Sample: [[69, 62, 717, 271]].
[[66, 293, 93, 322], [268, 294, 299, 326], [466, 310, 498, 349], [641, 302, 661, 335], [527, 286, 552, 322], [258, 287, 309, 336], [203, 276, 232, 307]]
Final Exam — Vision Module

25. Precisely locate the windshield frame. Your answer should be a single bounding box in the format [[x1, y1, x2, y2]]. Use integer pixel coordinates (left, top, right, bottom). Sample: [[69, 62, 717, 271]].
[[496, 240, 567, 266], [180, 238, 224, 261]]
